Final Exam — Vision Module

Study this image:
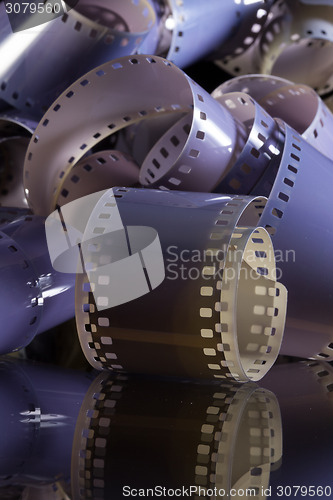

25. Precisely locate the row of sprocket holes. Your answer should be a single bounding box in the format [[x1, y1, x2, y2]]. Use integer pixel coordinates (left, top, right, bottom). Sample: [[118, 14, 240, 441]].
[[317, 341, 333, 359], [270, 139, 301, 222], [145, 122, 192, 184], [81, 202, 274, 368], [27, 57, 175, 169], [164, 109, 208, 188], [229, 123, 276, 191], [262, 21, 331, 54], [221, 6, 269, 65], [0, 83, 34, 108], [210, 213, 274, 367], [27, 57, 170, 142], [224, 13, 268, 62], [223, 95, 271, 190], [60, 9, 151, 44], [59, 154, 125, 198], [146, 93, 206, 184]]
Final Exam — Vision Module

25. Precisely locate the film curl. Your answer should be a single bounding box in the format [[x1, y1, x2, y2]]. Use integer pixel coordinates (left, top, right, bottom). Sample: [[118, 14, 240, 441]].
[[215, 1, 333, 95], [54, 150, 140, 207], [257, 0, 333, 92], [256, 121, 333, 361], [0, 0, 156, 117], [44, 187, 288, 382], [214, 74, 333, 161], [23, 54, 247, 215]]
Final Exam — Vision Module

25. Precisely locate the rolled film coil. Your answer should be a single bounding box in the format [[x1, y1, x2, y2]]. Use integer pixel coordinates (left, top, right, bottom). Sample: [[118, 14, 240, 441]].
[[23, 55, 244, 216], [71, 373, 282, 500], [54, 150, 140, 207], [0, 215, 76, 354], [257, 0, 333, 92], [0, 357, 93, 489], [68, 187, 288, 382], [210, 91, 284, 196], [214, 74, 333, 161], [150, 0, 272, 69], [210, 0, 273, 63], [258, 121, 333, 361], [123, 112, 189, 167], [0, 0, 156, 117], [138, 109, 247, 191], [0, 112, 37, 207]]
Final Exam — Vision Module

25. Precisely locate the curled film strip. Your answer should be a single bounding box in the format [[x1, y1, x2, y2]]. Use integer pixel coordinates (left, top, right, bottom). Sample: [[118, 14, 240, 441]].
[[257, 0, 333, 92], [123, 112, 190, 168], [71, 373, 282, 500], [138, 109, 246, 191], [213, 0, 279, 79], [212, 0, 273, 69], [210, 90, 284, 196], [54, 187, 289, 382], [54, 150, 140, 207], [149, 0, 273, 69], [0, 0, 156, 116], [214, 74, 333, 161], [23, 54, 246, 215], [0, 112, 37, 207], [215, 1, 333, 95], [0, 214, 76, 354], [257, 120, 333, 361]]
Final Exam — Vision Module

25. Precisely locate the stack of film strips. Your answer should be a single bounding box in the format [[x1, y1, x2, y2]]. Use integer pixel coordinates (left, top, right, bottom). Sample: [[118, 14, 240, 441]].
[[0, 3, 332, 386]]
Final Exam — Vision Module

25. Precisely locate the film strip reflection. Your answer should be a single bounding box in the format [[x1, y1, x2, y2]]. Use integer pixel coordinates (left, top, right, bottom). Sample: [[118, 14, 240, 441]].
[[71, 373, 282, 500]]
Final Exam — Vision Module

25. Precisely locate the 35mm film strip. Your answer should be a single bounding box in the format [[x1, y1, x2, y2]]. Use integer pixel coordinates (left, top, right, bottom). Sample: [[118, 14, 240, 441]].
[[70, 188, 287, 382]]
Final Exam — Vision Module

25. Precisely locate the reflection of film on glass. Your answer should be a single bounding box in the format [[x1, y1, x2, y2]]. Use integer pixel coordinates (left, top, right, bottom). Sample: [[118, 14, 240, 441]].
[[0, 356, 93, 494], [46, 187, 287, 382], [72, 373, 282, 500]]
